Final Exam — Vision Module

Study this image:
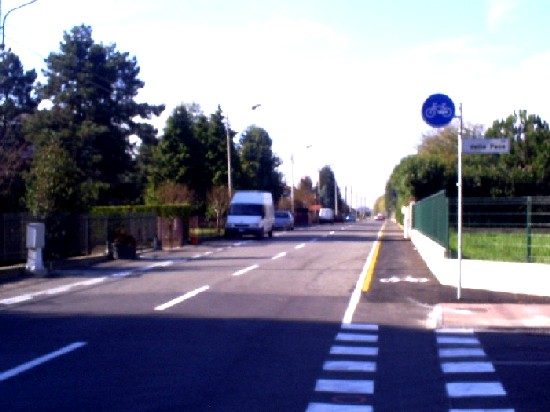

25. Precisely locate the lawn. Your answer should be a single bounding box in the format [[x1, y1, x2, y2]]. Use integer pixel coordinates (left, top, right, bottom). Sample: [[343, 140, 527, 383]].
[[448, 230, 550, 263]]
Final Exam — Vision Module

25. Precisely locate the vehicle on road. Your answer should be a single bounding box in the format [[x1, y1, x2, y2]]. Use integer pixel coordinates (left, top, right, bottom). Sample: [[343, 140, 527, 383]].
[[345, 214, 356, 222], [318, 208, 335, 224], [274, 210, 294, 231], [374, 213, 386, 221], [225, 191, 274, 238]]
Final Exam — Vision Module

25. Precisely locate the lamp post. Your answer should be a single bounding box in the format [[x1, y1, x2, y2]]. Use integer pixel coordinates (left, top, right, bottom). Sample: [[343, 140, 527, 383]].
[[290, 144, 312, 215], [226, 104, 262, 198], [0, 0, 37, 51]]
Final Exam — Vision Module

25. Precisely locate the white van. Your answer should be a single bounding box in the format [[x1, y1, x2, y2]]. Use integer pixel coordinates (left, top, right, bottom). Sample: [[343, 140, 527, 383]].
[[225, 191, 275, 238], [318, 207, 335, 224]]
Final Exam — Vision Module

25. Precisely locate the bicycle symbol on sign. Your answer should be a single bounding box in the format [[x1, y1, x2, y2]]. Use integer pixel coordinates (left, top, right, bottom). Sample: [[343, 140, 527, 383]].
[[424, 102, 453, 119]]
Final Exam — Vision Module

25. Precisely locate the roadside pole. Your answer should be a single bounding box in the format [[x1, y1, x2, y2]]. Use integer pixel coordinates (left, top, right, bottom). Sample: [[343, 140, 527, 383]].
[[457, 103, 463, 300]]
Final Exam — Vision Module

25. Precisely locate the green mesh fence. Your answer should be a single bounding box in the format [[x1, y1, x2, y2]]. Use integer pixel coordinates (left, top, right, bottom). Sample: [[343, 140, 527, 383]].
[[412, 190, 449, 250]]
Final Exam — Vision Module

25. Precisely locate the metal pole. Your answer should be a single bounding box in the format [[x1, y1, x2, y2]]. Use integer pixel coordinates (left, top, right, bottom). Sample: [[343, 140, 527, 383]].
[[334, 178, 338, 216], [226, 118, 232, 198], [457, 103, 463, 300], [290, 154, 295, 215], [1, 0, 37, 50]]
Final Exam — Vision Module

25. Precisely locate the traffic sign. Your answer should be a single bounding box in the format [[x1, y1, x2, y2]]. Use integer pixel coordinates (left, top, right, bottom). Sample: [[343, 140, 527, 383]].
[[422, 93, 455, 127], [462, 138, 510, 154]]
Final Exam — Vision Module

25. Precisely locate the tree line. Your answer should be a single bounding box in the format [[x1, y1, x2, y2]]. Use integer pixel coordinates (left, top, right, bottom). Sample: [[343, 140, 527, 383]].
[[0, 25, 289, 218], [385, 110, 550, 219]]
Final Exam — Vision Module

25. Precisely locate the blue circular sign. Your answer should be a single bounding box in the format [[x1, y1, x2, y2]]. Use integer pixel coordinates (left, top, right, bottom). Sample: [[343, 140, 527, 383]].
[[422, 93, 455, 127]]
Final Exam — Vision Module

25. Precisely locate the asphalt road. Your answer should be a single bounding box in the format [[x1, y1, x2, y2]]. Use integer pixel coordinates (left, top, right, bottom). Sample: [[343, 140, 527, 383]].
[[1, 220, 549, 411]]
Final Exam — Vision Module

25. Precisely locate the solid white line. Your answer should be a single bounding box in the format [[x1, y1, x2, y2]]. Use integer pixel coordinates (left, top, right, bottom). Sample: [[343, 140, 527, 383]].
[[272, 252, 287, 260], [342, 225, 385, 325], [154, 285, 210, 311], [315, 379, 374, 394], [232, 264, 259, 277], [0, 342, 87, 382], [446, 381, 506, 397], [0, 261, 176, 306], [441, 361, 495, 373]]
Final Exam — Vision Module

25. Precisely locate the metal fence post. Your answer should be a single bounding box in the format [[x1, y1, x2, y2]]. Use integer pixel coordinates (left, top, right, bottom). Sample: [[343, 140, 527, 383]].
[[526, 196, 532, 262]]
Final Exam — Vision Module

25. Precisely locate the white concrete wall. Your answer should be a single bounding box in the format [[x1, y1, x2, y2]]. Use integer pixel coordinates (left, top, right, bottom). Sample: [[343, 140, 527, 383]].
[[410, 229, 550, 297]]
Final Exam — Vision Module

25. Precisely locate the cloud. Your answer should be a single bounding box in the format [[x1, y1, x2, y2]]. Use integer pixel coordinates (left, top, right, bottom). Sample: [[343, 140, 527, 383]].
[[486, 0, 520, 32]]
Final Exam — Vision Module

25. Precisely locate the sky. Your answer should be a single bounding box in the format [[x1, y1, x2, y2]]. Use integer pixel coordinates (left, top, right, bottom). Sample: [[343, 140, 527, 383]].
[[4, 0, 550, 209]]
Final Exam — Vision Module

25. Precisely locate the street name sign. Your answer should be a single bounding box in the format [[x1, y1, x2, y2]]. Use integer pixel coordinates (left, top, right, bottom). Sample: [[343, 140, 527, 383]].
[[462, 138, 510, 154]]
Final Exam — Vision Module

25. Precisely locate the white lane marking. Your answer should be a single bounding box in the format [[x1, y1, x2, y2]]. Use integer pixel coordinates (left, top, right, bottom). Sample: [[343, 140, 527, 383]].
[[0, 261, 174, 306], [323, 360, 377, 373], [232, 264, 259, 277], [272, 252, 287, 260], [330, 346, 378, 357], [0, 342, 87, 382], [0, 278, 107, 305], [315, 379, 374, 394], [342, 225, 384, 325], [437, 336, 480, 345], [446, 381, 507, 397], [306, 403, 372, 412], [335, 333, 378, 343], [441, 361, 495, 373], [295, 243, 306, 249], [341, 323, 379, 331], [439, 348, 486, 358], [154, 285, 210, 311], [437, 328, 475, 334]]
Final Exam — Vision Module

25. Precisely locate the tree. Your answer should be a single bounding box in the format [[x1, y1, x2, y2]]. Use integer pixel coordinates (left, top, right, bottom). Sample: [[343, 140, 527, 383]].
[[25, 140, 82, 217], [0, 51, 39, 211], [237, 125, 283, 200], [24, 25, 164, 209], [207, 185, 230, 234], [294, 176, 316, 207], [150, 104, 203, 195]]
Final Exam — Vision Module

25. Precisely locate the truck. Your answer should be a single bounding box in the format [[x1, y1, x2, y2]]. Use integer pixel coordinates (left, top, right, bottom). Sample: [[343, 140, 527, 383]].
[[224, 191, 275, 239]]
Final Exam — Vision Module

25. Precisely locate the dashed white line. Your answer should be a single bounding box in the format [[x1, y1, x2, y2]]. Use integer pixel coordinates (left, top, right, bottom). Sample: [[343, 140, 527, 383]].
[[154, 285, 210, 311], [232, 264, 259, 277], [295, 243, 306, 249], [272, 252, 287, 260], [0, 342, 87, 382]]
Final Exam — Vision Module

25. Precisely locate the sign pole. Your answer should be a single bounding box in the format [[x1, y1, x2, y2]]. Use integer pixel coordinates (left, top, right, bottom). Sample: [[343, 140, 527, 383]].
[[457, 103, 463, 300]]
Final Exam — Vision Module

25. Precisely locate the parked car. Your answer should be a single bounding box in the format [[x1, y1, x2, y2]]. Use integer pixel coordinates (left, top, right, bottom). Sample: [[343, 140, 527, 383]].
[[345, 214, 356, 222], [274, 210, 294, 230], [374, 213, 386, 221]]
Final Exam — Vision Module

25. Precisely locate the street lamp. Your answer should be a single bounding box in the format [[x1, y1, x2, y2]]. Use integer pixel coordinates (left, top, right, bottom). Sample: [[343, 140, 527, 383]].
[[0, 0, 38, 51], [290, 144, 312, 215], [226, 103, 261, 198]]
